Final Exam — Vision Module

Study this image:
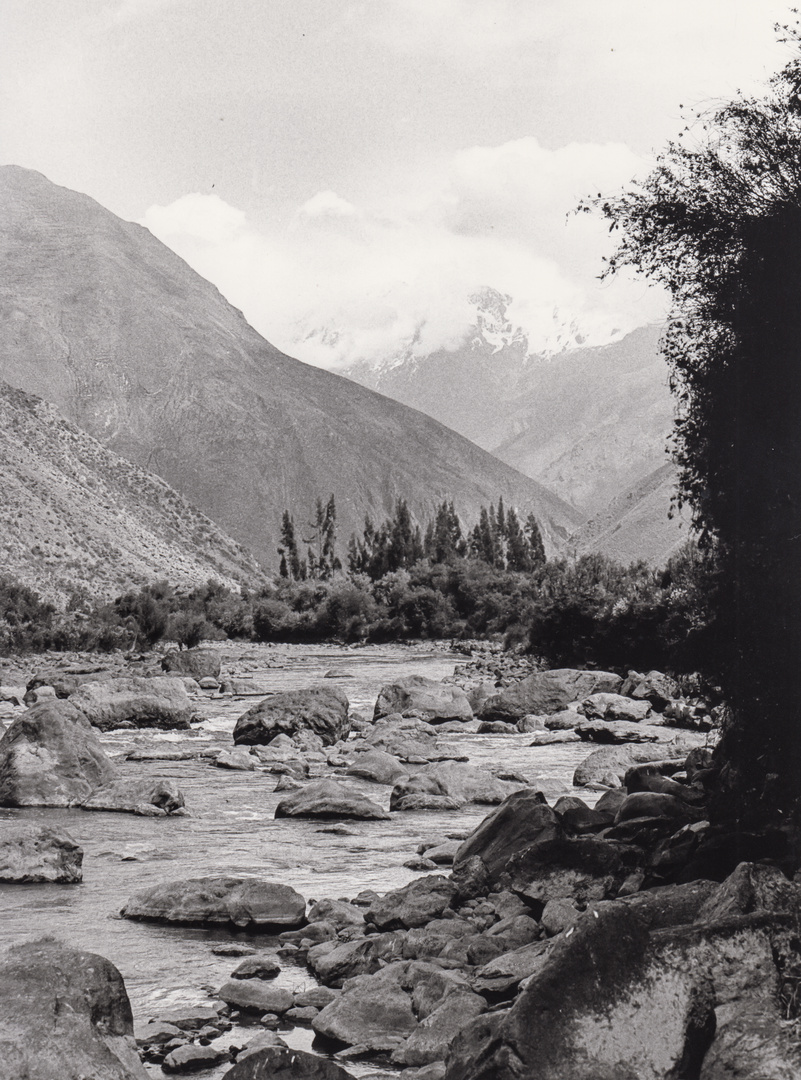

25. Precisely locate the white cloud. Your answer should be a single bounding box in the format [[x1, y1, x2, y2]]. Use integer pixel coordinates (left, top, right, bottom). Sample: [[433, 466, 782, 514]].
[[298, 190, 361, 220], [142, 192, 246, 244], [141, 134, 667, 369]]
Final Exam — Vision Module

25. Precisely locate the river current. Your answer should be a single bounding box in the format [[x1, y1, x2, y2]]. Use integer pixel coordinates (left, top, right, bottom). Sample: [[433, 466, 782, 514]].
[[0, 643, 600, 1076]]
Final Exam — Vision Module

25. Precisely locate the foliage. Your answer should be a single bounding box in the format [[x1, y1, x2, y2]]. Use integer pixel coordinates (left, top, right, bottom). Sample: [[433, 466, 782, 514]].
[[588, 20, 801, 827]]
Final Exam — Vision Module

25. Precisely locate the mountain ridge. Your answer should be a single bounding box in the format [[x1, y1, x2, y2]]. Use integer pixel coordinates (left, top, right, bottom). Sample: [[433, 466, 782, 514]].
[[0, 166, 580, 568], [0, 378, 266, 605]]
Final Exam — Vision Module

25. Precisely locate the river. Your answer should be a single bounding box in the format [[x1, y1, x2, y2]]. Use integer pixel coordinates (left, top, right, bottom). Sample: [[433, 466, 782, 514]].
[[0, 642, 600, 1077]]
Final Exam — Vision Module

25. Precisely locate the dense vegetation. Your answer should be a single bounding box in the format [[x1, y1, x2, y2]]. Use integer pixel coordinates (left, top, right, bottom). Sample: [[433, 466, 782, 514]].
[[0, 495, 712, 678], [591, 18, 801, 832]]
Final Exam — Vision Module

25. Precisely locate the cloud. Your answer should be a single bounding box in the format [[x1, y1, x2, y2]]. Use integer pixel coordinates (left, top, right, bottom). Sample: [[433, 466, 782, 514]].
[[143, 192, 246, 244], [141, 134, 667, 369]]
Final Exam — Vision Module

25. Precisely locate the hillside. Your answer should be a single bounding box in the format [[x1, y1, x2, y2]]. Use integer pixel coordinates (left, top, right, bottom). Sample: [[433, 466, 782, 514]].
[[0, 380, 266, 604], [569, 463, 691, 567], [345, 294, 674, 517], [0, 167, 580, 566]]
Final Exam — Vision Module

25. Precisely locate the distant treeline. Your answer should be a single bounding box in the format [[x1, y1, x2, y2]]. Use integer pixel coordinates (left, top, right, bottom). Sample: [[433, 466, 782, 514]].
[[277, 496, 545, 581], [0, 495, 716, 676]]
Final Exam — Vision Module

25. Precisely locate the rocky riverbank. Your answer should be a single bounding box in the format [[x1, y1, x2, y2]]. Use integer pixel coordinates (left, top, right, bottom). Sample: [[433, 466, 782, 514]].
[[3, 640, 784, 1079]]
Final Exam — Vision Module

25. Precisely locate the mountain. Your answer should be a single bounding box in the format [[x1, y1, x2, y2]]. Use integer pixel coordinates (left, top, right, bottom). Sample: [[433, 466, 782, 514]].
[[0, 167, 580, 567], [570, 463, 690, 567], [0, 380, 266, 604], [345, 291, 674, 517]]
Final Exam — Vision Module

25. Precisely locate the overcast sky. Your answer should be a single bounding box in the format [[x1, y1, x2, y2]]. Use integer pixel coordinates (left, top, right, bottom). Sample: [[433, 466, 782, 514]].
[[1, 0, 794, 366]]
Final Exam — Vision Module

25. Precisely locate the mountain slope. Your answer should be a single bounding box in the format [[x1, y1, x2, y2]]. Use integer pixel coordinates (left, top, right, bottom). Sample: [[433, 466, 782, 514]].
[[569, 463, 691, 566], [0, 380, 266, 604], [0, 167, 580, 565], [345, 293, 674, 516]]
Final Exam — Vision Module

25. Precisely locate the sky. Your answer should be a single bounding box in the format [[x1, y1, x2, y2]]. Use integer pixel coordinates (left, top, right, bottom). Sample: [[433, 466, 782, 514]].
[[1, 0, 795, 367]]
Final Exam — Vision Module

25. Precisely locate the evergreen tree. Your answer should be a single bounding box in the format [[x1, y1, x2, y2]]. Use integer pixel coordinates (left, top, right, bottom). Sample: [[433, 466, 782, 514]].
[[278, 509, 302, 580], [505, 508, 533, 572], [525, 513, 546, 568]]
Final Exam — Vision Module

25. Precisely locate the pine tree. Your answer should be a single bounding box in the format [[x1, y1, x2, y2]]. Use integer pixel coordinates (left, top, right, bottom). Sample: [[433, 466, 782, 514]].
[[505, 507, 533, 572], [525, 513, 546, 568]]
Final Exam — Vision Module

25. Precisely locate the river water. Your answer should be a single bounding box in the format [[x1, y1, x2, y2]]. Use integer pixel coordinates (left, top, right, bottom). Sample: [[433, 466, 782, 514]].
[[0, 643, 600, 1076]]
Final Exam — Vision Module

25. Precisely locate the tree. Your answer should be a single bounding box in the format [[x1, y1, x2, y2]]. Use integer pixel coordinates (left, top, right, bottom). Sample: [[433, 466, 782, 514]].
[[303, 496, 340, 579], [505, 508, 533, 572], [278, 510, 303, 580], [590, 21, 801, 837], [525, 514, 546, 569], [426, 501, 465, 563]]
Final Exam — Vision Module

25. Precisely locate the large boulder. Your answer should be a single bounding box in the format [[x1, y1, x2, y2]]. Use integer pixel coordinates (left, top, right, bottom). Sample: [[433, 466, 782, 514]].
[[81, 778, 186, 816], [400, 989, 487, 1066], [0, 825, 83, 883], [69, 677, 194, 731], [0, 939, 148, 1079], [0, 700, 117, 807], [446, 904, 710, 1080], [447, 868, 801, 1080], [390, 762, 524, 812], [275, 779, 390, 820], [367, 876, 458, 930], [575, 720, 663, 744], [478, 669, 622, 722], [313, 963, 418, 1051], [25, 668, 114, 701], [506, 837, 643, 906], [222, 1047, 356, 1079], [373, 676, 473, 724], [572, 739, 700, 787], [578, 693, 651, 722], [217, 981, 293, 1014], [453, 789, 561, 882], [620, 669, 681, 710], [345, 750, 409, 785], [120, 876, 306, 929], [161, 648, 222, 681], [308, 931, 406, 986], [233, 686, 349, 746]]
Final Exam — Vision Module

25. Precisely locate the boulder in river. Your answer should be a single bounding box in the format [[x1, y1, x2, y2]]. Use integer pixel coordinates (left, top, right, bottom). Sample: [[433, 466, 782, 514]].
[[161, 648, 222, 681], [233, 686, 350, 747], [214, 747, 258, 771], [572, 739, 701, 788], [0, 938, 148, 1080], [578, 692, 651, 722], [0, 825, 83, 883], [620, 669, 681, 710], [345, 749, 409, 785], [575, 720, 663, 744], [477, 668, 622, 722], [217, 980, 293, 1014], [25, 668, 114, 701], [0, 699, 117, 807], [69, 677, 194, 731], [390, 761, 525, 810], [120, 876, 306, 929], [373, 676, 473, 724], [222, 1046, 356, 1079], [367, 875, 458, 930], [275, 779, 390, 820], [81, 778, 186, 816], [453, 788, 561, 882]]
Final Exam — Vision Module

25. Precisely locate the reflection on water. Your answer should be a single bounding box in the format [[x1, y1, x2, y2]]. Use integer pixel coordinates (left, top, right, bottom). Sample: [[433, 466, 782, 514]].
[[0, 643, 595, 1077]]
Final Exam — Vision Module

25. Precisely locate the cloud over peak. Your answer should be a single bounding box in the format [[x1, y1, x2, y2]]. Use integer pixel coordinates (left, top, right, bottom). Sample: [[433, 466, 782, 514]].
[[141, 134, 666, 369]]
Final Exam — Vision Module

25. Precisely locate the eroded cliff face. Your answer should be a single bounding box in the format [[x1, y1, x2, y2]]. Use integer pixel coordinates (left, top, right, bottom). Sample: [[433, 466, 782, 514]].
[[0, 166, 579, 570]]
